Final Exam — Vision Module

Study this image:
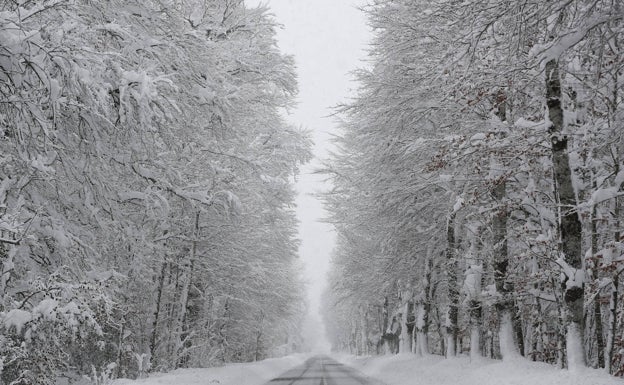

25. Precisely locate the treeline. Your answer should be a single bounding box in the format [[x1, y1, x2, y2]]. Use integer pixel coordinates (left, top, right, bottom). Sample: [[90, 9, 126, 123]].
[[0, 1, 310, 384], [322, 0, 623, 376]]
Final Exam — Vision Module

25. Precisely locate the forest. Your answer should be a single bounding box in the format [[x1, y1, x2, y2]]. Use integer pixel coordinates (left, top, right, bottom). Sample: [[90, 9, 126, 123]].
[[0, 1, 310, 384], [322, 0, 624, 377], [3, 0, 624, 383]]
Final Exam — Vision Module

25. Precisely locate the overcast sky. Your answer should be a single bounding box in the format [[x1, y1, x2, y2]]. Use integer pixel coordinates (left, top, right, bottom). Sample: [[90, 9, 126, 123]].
[[244, 0, 370, 350]]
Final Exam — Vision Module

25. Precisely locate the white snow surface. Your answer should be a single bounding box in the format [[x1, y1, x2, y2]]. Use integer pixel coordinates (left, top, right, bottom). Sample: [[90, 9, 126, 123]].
[[336, 353, 621, 385], [112, 354, 310, 385], [108, 352, 622, 385], [3, 309, 32, 333]]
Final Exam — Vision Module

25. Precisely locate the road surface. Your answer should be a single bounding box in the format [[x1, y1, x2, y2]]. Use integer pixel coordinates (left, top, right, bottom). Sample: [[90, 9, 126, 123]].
[[267, 355, 384, 385]]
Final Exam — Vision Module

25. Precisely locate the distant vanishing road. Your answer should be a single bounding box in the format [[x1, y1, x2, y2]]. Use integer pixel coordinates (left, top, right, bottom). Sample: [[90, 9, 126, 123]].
[[267, 355, 384, 385]]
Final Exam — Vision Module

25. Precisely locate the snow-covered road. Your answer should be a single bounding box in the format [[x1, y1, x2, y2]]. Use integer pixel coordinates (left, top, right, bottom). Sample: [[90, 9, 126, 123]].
[[266, 355, 383, 385]]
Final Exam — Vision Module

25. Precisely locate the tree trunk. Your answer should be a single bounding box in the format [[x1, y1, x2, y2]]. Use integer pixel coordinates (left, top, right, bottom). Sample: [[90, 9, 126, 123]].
[[254, 311, 265, 362], [363, 307, 370, 355], [531, 297, 542, 361], [415, 255, 433, 356], [176, 211, 200, 368], [590, 188, 606, 368], [382, 296, 390, 354], [414, 303, 429, 356], [150, 261, 168, 368], [602, 43, 621, 369], [606, 277, 618, 374], [469, 300, 482, 360], [466, 224, 483, 360], [594, 296, 606, 368], [545, 58, 585, 369], [492, 180, 519, 359], [399, 300, 411, 354], [492, 94, 524, 358], [254, 330, 263, 361], [513, 301, 525, 357], [446, 210, 459, 357], [607, 186, 621, 373], [117, 319, 125, 378]]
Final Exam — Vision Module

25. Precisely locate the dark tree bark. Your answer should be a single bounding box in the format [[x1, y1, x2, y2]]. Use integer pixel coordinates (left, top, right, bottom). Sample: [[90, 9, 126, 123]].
[[545, 58, 585, 368], [446, 210, 459, 357], [415, 255, 433, 355], [607, 179, 622, 373], [492, 96, 522, 357], [150, 261, 168, 368], [590, 189, 605, 368], [606, 278, 618, 373], [513, 300, 525, 357]]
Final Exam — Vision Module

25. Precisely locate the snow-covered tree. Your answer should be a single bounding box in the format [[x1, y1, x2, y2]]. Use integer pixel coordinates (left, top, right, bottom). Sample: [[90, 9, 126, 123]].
[[323, 0, 624, 376], [0, 0, 310, 382]]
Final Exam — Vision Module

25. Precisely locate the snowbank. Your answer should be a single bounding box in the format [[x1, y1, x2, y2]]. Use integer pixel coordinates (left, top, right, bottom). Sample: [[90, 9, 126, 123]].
[[112, 354, 310, 385], [335, 353, 621, 385]]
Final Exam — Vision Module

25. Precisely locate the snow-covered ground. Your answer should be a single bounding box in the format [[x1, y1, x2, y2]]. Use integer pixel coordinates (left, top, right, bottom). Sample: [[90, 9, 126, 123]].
[[111, 354, 310, 385], [337, 353, 622, 385], [106, 352, 622, 385]]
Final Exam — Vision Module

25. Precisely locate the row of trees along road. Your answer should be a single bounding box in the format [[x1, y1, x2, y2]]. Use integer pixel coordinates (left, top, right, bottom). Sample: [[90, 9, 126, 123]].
[[322, 0, 624, 376], [0, 1, 311, 384]]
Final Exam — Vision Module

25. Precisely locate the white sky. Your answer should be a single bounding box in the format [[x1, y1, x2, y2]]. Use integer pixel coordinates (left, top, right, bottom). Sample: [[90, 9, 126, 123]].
[[244, 0, 370, 351]]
